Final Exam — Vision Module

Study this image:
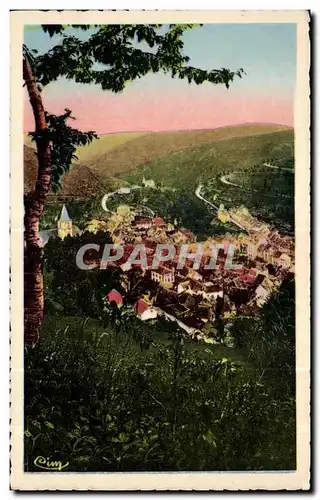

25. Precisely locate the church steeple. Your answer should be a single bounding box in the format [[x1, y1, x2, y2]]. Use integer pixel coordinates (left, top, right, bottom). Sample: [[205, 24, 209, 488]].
[[57, 205, 73, 239]]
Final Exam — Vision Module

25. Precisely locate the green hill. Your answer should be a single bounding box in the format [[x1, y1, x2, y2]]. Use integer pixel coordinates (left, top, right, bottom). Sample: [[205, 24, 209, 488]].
[[81, 124, 292, 180], [24, 124, 294, 237], [122, 128, 294, 190], [119, 127, 294, 234], [24, 124, 293, 200], [24, 145, 109, 202], [24, 131, 148, 162]]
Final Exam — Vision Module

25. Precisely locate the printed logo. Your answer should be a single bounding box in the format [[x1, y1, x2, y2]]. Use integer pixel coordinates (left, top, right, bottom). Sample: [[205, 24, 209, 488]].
[[34, 456, 69, 471]]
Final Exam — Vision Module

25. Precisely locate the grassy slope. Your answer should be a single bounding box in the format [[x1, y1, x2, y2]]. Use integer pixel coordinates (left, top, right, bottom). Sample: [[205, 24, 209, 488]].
[[24, 124, 293, 199], [82, 124, 291, 178], [24, 145, 109, 201], [123, 129, 294, 190], [24, 131, 147, 159], [75, 131, 148, 163], [43, 315, 247, 364]]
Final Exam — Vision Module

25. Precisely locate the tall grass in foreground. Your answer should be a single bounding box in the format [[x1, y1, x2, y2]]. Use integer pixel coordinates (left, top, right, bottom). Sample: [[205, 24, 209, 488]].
[[24, 316, 295, 472]]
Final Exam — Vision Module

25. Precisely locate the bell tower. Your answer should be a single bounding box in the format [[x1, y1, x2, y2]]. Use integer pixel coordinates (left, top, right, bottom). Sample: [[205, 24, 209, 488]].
[[57, 205, 73, 239]]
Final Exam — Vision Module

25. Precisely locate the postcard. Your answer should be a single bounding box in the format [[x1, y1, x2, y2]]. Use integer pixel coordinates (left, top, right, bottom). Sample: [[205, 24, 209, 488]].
[[10, 10, 310, 491]]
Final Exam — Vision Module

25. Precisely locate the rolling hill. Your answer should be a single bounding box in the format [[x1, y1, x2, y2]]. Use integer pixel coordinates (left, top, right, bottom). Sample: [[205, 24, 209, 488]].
[[82, 124, 292, 179], [24, 131, 148, 163], [24, 124, 294, 199], [122, 128, 294, 189], [24, 145, 109, 201]]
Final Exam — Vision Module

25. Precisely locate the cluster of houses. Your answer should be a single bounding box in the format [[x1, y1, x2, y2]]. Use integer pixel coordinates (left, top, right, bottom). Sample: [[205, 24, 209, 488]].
[[132, 215, 166, 230], [235, 230, 294, 272], [106, 289, 158, 322], [228, 205, 270, 233], [114, 213, 196, 246], [47, 204, 294, 338], [103, 214, 295, 336]]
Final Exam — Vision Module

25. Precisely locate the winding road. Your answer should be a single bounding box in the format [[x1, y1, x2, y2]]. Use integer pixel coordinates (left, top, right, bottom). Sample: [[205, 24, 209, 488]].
[[263, 162, 294, 172], [220, 172, 249, 189], [101, 183, 175, 215], [195, 184, 248, 233], [101, 162, 292, 234], [195, 184, 219, 211], [219, 163, 293, 199], [195, 162, 293, 233], [101, 185, 142, 213]]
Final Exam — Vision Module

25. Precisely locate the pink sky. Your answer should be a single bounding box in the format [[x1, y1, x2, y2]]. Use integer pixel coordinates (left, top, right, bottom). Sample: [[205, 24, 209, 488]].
[[24, 89, 293, 134], [23, 23, 295, 134]]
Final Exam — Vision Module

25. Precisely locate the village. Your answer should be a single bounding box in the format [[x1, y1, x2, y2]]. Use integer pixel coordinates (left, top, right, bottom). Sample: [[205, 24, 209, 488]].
[[87, 203, 294, 338], [42, 201, 295, 340]]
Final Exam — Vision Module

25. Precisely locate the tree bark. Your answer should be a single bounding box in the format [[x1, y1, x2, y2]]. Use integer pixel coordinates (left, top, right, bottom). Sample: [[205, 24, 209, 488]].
[[23, 55, 52, 346]]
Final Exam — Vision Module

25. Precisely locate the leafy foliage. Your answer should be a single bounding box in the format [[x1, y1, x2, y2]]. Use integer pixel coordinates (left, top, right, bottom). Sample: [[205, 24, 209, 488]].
[[231, 277, 295, 398], [26, 237, 296, 472], [107, 185, 239, 240], [43, 230, 122, 317], [29, 109, 98, 192], [39, 195, 112, 232], [25, 311, 295, 472], [24, 23, 245, 231], [35, 25, 244, 91], [24, 24, 295, 473]]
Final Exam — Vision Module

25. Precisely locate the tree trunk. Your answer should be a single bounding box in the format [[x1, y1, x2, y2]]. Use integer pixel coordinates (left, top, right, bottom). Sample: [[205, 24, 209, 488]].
[[23, 55, 52, 346]]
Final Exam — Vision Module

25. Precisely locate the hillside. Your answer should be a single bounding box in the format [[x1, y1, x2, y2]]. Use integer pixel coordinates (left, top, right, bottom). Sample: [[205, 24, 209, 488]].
[[123, 128, 294, 189], [24, 124, 293, 201], [24, 131, 148, 163], [81, 124, 292, 179], [24, 145, 109, 201]]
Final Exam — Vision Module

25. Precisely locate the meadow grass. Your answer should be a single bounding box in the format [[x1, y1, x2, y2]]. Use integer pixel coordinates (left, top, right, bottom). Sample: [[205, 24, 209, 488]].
[[25, 309, 295, 472]]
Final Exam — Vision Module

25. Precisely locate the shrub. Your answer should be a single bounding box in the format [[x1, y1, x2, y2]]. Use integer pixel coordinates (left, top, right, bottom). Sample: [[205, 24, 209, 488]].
[[24, 316, 295, 472]]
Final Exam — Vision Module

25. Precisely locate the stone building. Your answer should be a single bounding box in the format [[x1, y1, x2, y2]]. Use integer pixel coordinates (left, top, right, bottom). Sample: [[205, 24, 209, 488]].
[[57, 204, 73, 239], [39, 204, 74, 246]]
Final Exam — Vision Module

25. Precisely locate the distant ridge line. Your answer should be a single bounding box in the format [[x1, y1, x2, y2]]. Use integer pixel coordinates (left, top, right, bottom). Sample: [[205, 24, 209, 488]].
[[96, 123, 293, 136]]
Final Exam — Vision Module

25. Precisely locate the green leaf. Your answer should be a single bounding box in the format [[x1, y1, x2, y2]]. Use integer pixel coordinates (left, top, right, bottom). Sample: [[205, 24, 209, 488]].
[[44, 421, 55, 430]]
